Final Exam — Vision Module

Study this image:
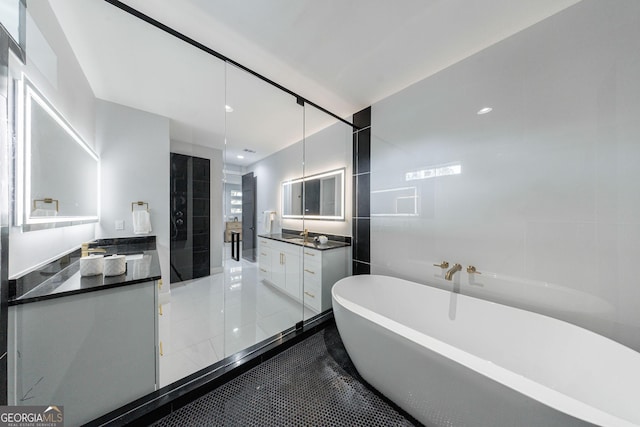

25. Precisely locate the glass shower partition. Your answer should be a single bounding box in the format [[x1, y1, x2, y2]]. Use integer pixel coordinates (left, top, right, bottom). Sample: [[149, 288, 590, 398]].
[[223, 63, 305, 357]]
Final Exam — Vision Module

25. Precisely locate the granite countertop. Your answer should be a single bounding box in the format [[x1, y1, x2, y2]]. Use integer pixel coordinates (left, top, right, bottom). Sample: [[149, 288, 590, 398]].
[[258, 233, 350, 251], [9, 250, 162, 306]]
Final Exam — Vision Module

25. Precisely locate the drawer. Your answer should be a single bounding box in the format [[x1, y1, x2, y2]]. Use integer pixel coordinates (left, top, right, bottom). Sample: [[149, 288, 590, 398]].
[[258, 249, 272, 262], [303, 249, 321, 262], [258, 265, 271, 281], [302, 281, 322, 312], [303, 267, 321, 289], [303, 254, 321, 270], [258, 238, 271, 248]]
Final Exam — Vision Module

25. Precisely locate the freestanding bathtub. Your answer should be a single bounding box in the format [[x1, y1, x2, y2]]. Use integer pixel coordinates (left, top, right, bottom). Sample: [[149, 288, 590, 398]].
[[332, 275, 640, 427]]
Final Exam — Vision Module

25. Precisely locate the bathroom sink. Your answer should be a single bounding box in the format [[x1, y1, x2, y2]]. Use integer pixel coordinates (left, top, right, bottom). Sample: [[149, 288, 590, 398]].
[[284, 237, 306, 244]]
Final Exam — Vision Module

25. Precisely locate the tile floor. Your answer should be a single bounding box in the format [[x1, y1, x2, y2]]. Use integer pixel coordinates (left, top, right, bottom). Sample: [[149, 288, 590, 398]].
[[153, 324, 420, 426], [159, 244, 314, 387]]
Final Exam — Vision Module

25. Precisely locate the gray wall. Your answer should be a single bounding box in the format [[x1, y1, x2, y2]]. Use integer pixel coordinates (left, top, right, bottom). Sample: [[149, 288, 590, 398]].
[[247, 118, 352, 238], [370, 0, 640, 350], [96, 100, 170, 286]]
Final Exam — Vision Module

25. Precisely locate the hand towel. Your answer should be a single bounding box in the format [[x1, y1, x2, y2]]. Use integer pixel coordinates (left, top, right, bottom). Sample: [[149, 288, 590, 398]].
[[32, 208, 58, 217], [264, 210, 276, 233], [264, 211, 271, 233], [133, 210, 152, 234]]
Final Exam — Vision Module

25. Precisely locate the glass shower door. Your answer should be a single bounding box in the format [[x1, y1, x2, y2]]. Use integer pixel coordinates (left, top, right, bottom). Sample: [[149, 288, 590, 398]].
[[223, 63, 305, 357]]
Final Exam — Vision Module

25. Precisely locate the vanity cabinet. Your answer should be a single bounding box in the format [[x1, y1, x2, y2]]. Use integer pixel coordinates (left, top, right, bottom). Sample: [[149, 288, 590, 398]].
[[258, 238, 302, 300], [8, 280, 158, 426], [301, 246, 349, 313], [258, 237, 350, 313]]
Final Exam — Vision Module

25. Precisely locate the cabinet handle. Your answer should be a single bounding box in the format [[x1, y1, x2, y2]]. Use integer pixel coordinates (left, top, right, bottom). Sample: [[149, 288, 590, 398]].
[[304, 291, 315, 298], [304, 252, 315, 256], [304, 269, 316, 275], [159, 304, 163, 316], [260, 268, 267, 273], [159, 341, 164, 356], [260, 252, 267, 256], [158, 279, 163, 290]]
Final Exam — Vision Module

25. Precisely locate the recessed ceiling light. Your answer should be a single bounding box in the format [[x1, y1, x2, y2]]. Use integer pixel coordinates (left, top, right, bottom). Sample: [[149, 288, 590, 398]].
[[477, 107, 493, 115], [237, 155, 244, 159], [225, 105, 234, 113]]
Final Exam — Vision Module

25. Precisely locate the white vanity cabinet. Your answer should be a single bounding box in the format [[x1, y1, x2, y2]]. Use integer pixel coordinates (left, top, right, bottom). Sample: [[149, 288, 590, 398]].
[[8, 281, 158, 426], [301, 246, 349, 313], [258, 238, 302, 300], [258, 236, 350, 314]]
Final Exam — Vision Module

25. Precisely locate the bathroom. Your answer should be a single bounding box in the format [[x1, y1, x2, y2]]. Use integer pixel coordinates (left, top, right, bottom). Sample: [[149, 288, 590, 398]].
[[1, 0, 640, 426]]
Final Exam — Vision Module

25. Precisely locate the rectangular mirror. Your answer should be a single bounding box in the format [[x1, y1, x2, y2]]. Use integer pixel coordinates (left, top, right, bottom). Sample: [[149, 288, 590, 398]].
[[282, 168, 344, 220], [22, 80, 99, 228]]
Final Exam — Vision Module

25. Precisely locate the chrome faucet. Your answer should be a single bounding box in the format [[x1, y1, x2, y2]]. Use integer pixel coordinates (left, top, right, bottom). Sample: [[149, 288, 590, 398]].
[[445, 263, 462, 281], [300, 228, 309, 243]]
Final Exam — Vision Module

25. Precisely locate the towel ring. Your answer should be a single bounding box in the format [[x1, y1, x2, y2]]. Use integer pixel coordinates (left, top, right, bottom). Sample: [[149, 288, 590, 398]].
[[131, 201, 149, 212]]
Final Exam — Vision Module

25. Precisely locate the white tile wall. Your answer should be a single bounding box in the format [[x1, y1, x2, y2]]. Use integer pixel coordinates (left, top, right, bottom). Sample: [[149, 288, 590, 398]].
[[370, 0, 640, 350]]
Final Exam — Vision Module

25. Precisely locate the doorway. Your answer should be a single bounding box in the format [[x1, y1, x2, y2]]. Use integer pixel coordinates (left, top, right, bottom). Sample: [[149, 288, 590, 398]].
[[241, 172, 256, 262]]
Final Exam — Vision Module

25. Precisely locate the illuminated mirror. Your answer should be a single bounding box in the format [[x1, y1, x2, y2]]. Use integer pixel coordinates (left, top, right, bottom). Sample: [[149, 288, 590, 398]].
[[282, 168, 344, 220], [23, 81, 99, 228]]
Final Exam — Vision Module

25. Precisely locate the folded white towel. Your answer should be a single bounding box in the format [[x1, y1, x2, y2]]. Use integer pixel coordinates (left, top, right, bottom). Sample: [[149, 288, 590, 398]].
[[132, 210, 152, 234], [264, 211, 271, 233], [264, 210, 276, 233], [32, 208, 58, 217]]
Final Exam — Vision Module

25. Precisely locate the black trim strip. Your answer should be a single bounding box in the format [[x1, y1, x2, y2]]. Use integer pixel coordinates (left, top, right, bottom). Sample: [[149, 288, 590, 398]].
[[103, 0, 358, 130]]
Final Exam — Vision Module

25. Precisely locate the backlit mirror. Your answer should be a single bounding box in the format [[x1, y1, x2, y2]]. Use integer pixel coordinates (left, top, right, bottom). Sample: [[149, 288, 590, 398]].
[[23, 81, 99, 227], [282, 168, 344, 220]]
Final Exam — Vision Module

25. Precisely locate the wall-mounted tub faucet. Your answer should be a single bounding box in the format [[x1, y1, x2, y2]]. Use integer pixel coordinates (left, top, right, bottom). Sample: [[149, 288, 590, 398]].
[[445, 263, 462, 281]]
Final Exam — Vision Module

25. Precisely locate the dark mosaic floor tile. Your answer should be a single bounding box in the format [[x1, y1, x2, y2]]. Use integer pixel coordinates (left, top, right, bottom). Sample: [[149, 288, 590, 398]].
[[152, 325, 419, 427]]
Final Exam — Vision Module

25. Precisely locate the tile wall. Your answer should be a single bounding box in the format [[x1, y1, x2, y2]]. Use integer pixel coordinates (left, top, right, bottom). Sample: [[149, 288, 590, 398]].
[[369, 0, 640, 351]]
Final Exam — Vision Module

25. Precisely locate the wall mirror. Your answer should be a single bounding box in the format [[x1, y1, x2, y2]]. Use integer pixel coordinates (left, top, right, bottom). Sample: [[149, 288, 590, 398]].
[[22, 81, 99, 228], [282, 168, 344, 220]]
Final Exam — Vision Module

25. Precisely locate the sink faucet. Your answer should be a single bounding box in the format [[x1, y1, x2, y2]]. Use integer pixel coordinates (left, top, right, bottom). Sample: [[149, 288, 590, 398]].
[[445, 263, 462, 281], [81, 242, 106, 257], [300, 228, 309, 243]]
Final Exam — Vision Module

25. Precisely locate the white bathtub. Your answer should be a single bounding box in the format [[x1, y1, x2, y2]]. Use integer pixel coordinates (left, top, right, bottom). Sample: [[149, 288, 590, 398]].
[[332, 275, 640, 427]]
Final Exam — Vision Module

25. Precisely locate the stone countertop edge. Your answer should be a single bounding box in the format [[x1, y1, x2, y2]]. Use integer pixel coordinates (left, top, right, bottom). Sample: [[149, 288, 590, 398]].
[[9, 250, 162, 306], [258, 233, 351, 250]]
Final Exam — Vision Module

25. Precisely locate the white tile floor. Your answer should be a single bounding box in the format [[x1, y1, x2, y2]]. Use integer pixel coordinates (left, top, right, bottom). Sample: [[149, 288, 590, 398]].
[[159, 244, 313, 387]]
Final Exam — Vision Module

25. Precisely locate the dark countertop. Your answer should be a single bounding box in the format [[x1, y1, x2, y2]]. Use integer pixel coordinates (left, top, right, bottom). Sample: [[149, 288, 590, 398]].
[[9, 250, 162, 306], [258, 233, 350, 251]]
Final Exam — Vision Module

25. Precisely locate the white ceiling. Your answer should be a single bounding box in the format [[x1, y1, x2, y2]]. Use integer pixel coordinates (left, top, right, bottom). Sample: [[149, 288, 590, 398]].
[[48, 0, 583, 164]]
